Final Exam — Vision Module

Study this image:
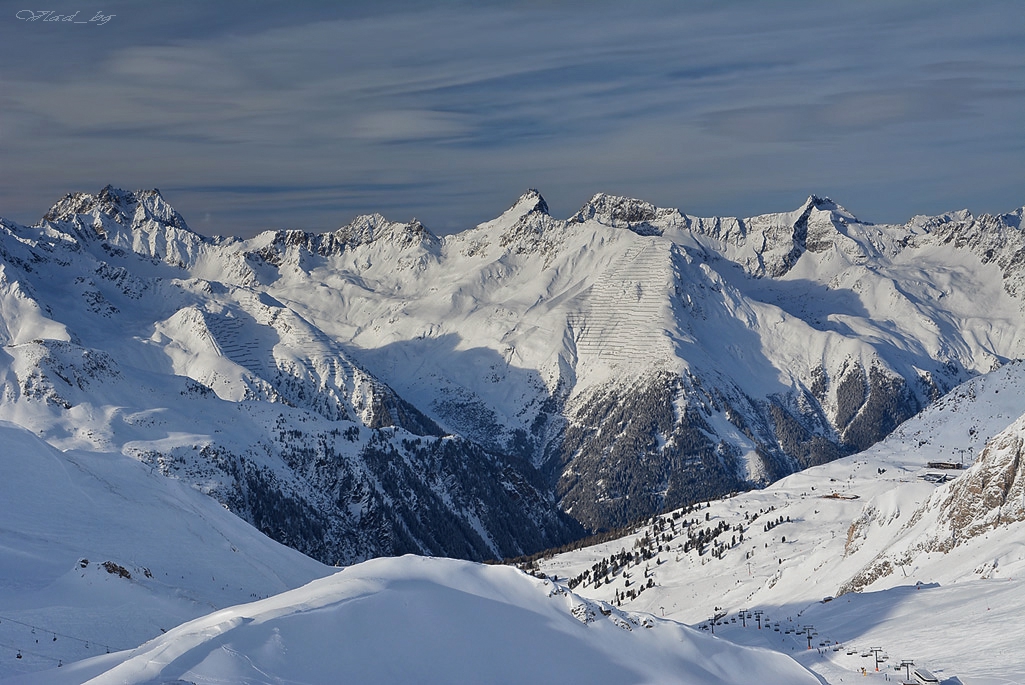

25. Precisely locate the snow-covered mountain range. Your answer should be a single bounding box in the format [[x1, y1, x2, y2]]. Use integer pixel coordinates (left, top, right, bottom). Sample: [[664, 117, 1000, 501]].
[[5, 346, 1025, 682], [1, 186, 1023, 561], [3, 180, 1025, 681], [0, 187, 582, 566]]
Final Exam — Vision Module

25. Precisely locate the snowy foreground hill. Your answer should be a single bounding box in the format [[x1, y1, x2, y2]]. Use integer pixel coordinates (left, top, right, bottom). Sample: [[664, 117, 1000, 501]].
[[0, 186, 1023, 563], [12, 558, 817, 685], [0, 419, 816, 684], [538, 361, 1025, 684], [0, 421, 330, 678]]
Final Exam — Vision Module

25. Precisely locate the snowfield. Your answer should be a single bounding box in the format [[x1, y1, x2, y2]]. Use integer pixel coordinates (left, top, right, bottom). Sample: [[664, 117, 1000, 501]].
[[11, 557, 819, 685], [0, 419, 817, 684], [0, 421, 330, 678]]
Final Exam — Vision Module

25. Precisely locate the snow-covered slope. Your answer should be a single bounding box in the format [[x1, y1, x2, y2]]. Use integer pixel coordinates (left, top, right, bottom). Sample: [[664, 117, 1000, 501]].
[[11, 556, 818, 685], [5, 363, 1024, 684], [0, 185, 1023, 555], [537, 361, 1025, 683], [0, 421, 330, 679], [0, 188, 581, 566], [0, 418, 817, 684], [252, 189, 1025, 530]]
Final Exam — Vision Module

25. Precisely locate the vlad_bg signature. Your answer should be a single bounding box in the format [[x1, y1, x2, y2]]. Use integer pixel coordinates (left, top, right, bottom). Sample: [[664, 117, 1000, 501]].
[[15, 10, 115, 25]]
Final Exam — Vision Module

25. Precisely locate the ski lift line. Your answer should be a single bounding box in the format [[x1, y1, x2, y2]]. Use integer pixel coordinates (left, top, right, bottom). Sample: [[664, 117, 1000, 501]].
[[0, 637, 65, 664], [0, 614, 119, 652]]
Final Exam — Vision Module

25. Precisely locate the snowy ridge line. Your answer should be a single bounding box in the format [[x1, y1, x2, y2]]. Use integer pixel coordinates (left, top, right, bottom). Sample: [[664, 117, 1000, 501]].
[[18, 556, 819, 684]]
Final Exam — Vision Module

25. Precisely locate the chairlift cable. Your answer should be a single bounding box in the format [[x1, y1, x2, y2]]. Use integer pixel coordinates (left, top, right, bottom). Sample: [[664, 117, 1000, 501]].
[[0, 613, 118, 652]]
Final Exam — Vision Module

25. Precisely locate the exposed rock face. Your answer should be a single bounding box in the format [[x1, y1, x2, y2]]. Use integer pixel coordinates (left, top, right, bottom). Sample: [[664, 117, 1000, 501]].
[[938, 414, 1025, 539], [837, 410, 1025, 596]]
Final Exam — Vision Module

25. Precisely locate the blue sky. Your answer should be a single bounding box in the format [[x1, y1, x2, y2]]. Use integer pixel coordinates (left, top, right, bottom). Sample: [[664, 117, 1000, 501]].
[[2, 1, 1022, 237]]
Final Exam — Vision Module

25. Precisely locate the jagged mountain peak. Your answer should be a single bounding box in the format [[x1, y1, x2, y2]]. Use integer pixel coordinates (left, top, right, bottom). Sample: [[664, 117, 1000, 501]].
[[334, 213, 439, 250], [32, 185, 207, 269], [248, 213, 440, 262], [693, 194, 870, 278], [41, 185, 191, 235], [568, 192, 687, 237], [480, 189, 551, 228], [467, 190, 558, 251], [997, 206, 1024, 229], [510, 188, 550, 216], [807, 193, 833, 208], [907, 208, 974, 231], [799, 194, 859, 223], [340, 212, 390, 233], [947, 208, 974, 223], [570, 192, 658, 226]]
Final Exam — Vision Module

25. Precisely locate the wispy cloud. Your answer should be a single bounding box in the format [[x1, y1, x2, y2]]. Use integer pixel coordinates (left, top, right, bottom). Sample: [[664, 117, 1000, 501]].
[[1, 0, 1022, 235]]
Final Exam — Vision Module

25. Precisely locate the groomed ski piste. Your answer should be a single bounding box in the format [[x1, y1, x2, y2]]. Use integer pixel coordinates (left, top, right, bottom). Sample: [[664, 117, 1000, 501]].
[[537, 361, 1025, 684]]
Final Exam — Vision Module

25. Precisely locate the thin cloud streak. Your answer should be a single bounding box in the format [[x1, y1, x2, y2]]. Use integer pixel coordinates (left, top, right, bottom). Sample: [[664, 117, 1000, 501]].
[[0, 1, 1022, 236]]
